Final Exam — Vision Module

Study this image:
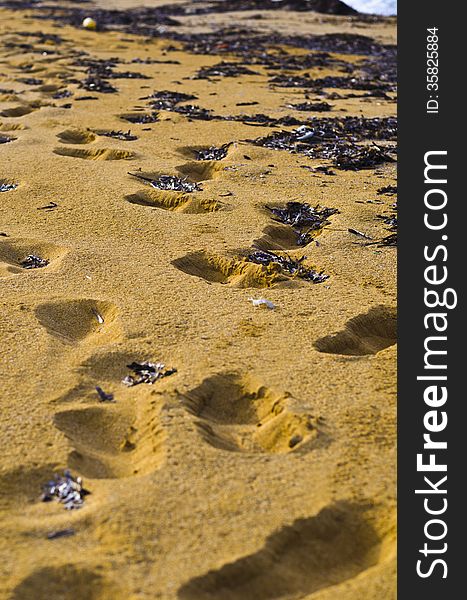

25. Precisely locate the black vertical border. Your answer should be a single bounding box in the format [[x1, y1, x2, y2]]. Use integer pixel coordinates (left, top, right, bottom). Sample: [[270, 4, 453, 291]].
[[399, 3, 464, 598]]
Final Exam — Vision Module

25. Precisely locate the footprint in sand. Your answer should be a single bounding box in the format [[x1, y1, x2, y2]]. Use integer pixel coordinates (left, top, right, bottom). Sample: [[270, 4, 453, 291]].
[[56, 128, 97, 144], [0, 104, 36, 118], [0, 121, 26, 131], [11, 565, 126, 600], [53, 147, 136, 161], [182, 373, 322, 454], [0, 238, 67, 277], [125, 189, 222, 213], [172, 251, 297, 288], [125, 164, 224, 213], [53, 401, 166, 479], [314, 305, 397, 356], [50, 349, 168, 478], [178, 143, 232, 162], [34, 299, 121, 346], [178, 502, 384, 600], [0, 465, 57, 512]]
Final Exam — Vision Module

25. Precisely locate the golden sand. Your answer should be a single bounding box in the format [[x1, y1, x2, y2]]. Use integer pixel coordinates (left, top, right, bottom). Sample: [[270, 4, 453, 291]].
[[0, 4, 396, 599]]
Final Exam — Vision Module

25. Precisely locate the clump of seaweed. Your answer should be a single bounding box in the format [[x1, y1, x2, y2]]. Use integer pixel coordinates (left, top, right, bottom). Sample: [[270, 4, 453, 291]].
[[98, 129, 137, 141], [173, 104, 214, 121], [145, 90, 197, 110], [122, 113, 159, 124], [0, 182, 18, 192], [129, 172, 202, 192], [0, 135, 16, 144], [52, 89, 72, 99], [79, 76, 117, 94], [41, 470, 89, 510], [268, 202, 337, 229], [332, 144, 396, 170], [248, 250, 328, 283], [288, 101, 333, 112], [194, 61, 258, 79], [377, 185, 397, 195], [195, 144, 230, 161], [122, 361, 177, 386], [20, 255, 49, 269], [265, 201, 337, 247]]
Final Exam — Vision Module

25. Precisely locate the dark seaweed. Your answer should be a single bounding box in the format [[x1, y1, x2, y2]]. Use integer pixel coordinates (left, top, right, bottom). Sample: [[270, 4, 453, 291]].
[[95, 386, 114, 402], [52, 89, 73, 99], [129, 172, 202, 192], [195, 144, 230, 161], [377, 185, 397, 195], [248, 250, 328, 283], [123, 361, 177, 386], [98, 129, 138, 141], [0, 183, 18, 192], [268, 202, 337, 229], [121, 112, 159, 124], [288, 101, 333, 112], [79, 76, 117, 94], [194, 61, 258, 79], [20, 255, 49, 269]]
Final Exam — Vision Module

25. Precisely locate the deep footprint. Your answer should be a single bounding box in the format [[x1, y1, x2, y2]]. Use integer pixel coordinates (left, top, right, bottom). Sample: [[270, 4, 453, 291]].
[[53, 147, 135, 160], [125, 189, 222, 213], [178, 502, 382, 600], [172, 251, 291, 288], [54, 399, 166, 478], [176, 161, 223, 182], [0, 238, 66, 277], [57, 129, 97, 144], [183, 373, 319, 453], [12, 565, 126, 600], [35, 299, 121, 345], [314, 305, 397, 355]]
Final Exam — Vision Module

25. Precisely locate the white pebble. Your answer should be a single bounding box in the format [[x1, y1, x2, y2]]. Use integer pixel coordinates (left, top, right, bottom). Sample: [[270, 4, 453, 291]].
[[82, 17, 97, 30]]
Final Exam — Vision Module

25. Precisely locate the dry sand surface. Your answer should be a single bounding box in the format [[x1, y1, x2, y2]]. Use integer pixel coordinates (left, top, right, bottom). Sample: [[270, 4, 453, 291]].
[[0, 2, 397, 599]]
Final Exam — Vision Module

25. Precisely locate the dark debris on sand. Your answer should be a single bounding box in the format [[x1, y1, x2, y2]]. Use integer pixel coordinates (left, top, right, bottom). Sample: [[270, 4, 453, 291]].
[[194, 61, 258, 79], [97, 129, 138, 141], [0, 183, 18, 192], [122, 113, 159, 124], [129, 172, 202, 192], [248, 250, 328, 283], [287, 101, 333, 112], [123, 361, 177, 386], [20, 255, 49, 269], [266, 202, 337, 246], [41, 470, 89, 510], [251, 118, 397, 170], [195, 144, 230, 161]]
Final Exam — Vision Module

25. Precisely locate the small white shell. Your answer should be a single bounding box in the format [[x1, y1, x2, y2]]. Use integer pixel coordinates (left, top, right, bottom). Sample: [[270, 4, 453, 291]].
[[249, 298, 276, 309]]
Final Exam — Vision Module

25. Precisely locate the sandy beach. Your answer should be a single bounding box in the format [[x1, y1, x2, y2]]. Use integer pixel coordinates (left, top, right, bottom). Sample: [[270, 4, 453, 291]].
[[0, 2, 396, 598]]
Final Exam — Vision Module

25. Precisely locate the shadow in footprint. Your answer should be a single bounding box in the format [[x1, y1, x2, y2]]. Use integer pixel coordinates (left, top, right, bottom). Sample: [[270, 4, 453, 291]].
[[176, 161, 223, 182], [314, 306, 397, 356], [178, 502, 381, 600], [0, 238, 66, 277], [125, 189, 222, 213], [0, 105, 35, 118], [12, 565, 125, 600], [57, 129, 97, 144], [0, 465, 57, 510], [253, 224, 309, 251], [35, 299, 121, 345], [172, 251, 291, 289], [53, 147, 135, 160], [54, 401, 166, 479], [183, 373, 320, 453]]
